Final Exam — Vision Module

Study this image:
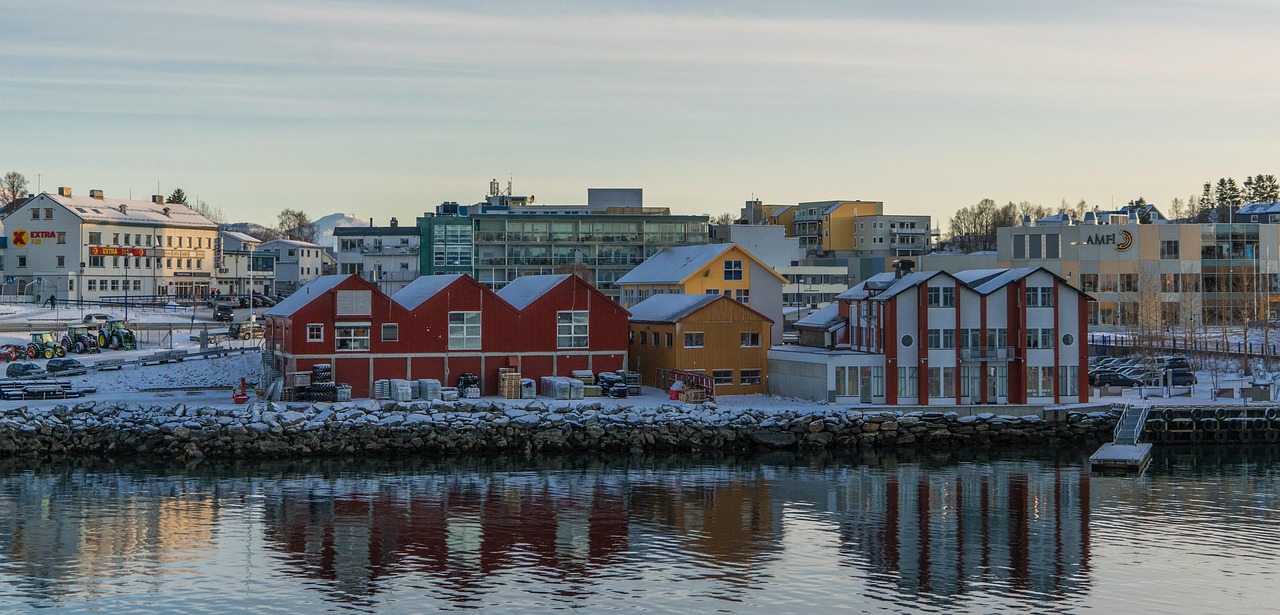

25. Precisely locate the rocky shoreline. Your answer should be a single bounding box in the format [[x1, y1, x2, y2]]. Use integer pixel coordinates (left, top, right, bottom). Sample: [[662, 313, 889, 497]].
[[0, 400, 1121, 460]]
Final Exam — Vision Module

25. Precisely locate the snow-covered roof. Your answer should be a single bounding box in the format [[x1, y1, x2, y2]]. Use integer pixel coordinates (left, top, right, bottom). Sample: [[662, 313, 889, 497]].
[[627, 294, 720, 323], [260, 238, 322, 249], [391, 274, 463, 311], [953, 268, 1039, 295], [495, 274, 570, 310], [1237, 202, 1280, 215], [835, 270, 943, 302], [265, 275, 349, 317], [42, 193, 217, 229], [793, 302, 841, 330], [616, 244, 733, 285], [221, 231, 260, 244], [835, 272, 897, 301]]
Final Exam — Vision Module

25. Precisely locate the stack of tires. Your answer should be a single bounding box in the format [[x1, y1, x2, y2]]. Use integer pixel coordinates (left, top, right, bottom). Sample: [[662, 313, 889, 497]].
[[309, 363, 336, 402]]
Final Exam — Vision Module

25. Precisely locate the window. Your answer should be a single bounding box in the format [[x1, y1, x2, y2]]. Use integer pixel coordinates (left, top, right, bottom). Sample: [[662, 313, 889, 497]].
[[901, 334, 914, 347], [1080, 273, 1097, 292], [1026, 287, 1054, 307], [1062, 333, 1074, 346], [88, 257, 104, 270], [31, 208, 39, 219], [899, 366, 918, 395], [43, 208, 52, 219], [705, 289, 718, 295], [556, 311, 589, 348], [1026, 366, 1054, 397], [1041, 328, 1054, 348], [927, 287, 940, 307], [110, 280, 119, 291], [335, 326, 370, 351], [638, 331, 646, 345], [113, 233, 120, 245], [57, 255, 65, 267], [307, 324, 323, 342], [928, 367, 956, 398], [665, 333, 673, 347], [17, 256, 26, 268], [124, 234, 130, 246], [712, 370, 734, 386], [684, 332, 705, 348], [448, 312, 481, 349], [57, 232, 66, 244], [652, 332, 659, 346], [89, 232, 102, 245], [1040, 287, 1053, 307], [336, 290, 372, 316], [88, 279, 96, 291], [288, 249, 297, 257], [724, 260, 743, 280], [741, 332, 761, 347], [382, 323, 399, 342], [735, 289, 750, 304], [740, 369, 762, 386], [133, 280, 140, 291], [928, 329, 942, 349], [1059, 365, 1079, 396], [1161, 240, 1180, 260]]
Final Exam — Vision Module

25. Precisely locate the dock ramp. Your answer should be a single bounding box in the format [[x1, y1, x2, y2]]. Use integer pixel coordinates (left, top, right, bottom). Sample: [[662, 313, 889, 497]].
[[1090, 404, 1154, 472]]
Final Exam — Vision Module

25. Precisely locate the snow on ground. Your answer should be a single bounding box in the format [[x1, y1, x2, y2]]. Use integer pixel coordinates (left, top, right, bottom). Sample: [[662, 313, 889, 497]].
[[0, 302, 200, 329]]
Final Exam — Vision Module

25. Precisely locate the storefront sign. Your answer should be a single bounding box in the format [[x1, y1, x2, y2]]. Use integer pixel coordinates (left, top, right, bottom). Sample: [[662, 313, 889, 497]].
[[1081, 229, 1134, 252], [90, 247, 148, 257], [11, 229, 56, 247]]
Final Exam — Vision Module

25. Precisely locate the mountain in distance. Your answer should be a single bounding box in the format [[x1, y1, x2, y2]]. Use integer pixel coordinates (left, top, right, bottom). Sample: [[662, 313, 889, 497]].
[[221, 213, 371, 248]]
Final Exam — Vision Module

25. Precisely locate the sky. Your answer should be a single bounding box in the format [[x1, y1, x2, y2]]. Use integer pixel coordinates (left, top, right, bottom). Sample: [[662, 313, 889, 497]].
[[5, 1, 1280, 228]]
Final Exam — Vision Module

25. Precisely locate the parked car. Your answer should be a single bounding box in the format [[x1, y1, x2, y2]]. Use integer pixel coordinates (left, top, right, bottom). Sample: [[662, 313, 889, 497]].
[[229, 321, 265, 340], [1093, 371, 1141, 387], [83, 313, 112, 325], [45, 358, 87, 374], [1146, 369, 1197, 386], [6, 362, 42, 378]]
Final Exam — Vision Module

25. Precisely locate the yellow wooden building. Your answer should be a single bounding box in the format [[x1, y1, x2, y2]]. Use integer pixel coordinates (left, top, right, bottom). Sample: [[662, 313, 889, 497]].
[[627, 293, 773, 396]]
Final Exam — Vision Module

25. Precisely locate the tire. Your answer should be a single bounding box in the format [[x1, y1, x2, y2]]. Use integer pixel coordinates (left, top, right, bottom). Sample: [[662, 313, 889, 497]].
[[1239, 429, 1254, 443], [1266, 430, 1280, 443], [1267, 408, 1280, 421], [1214, 430, 1229, 443], [98, 334, 108, 347], [74, 342, 85, 354], [1161, 429, 1175, 443], [55, 346, 66, 358], [26, 346, 37, 359], [43, 348, 53, 359], [1190, 430, 1205, 443]]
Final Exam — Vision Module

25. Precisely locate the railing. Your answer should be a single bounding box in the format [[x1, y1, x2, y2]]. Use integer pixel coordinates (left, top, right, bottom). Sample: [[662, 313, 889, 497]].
[[959, 346, 1016, 361]]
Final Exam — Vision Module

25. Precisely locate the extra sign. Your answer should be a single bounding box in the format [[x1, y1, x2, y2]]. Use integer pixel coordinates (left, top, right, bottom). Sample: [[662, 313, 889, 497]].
[[10, 229, 57, 247]]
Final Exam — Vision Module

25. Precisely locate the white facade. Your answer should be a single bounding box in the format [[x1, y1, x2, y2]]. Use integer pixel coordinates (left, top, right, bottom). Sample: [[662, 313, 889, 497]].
[[214, 231, 275, 297], [260, 239, 324, 294], [332, 219, 421, 294], [2, 188, 218, 302]]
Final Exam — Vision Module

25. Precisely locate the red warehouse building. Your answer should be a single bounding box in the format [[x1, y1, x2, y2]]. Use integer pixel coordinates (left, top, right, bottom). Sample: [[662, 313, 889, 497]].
[[263, 273, 630, 398]]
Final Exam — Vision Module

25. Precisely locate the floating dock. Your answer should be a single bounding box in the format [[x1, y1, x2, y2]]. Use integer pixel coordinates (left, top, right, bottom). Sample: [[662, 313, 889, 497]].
[[1089, 442, 1153, 471]]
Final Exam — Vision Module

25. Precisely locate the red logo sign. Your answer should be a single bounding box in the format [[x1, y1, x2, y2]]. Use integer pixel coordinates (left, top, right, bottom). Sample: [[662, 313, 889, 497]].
[[11, 230, 26, 247]]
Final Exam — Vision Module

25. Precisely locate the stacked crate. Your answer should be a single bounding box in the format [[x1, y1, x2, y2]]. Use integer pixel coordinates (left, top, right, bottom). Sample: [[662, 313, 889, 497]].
[[571, 370, 595, 385], [500, 371, 523, 399]]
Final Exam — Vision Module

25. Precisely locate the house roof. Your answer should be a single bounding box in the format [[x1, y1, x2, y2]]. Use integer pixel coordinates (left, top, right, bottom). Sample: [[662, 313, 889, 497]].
[[42, 193, 217, 229], [260, 238, 323, 249], [264, 275, 350, 317], [1237, 202, 1280, 215], [793, 302, 842, 331], [220, 231, 260, 244], [494, 274, 571, 310], [391, 274, 464, 311], [836, 270, 945, 302], [333, 226, 419, 237], [627, 294, 720, 323], [615, 244, 733, 285], [952, 268, 1040, 294]]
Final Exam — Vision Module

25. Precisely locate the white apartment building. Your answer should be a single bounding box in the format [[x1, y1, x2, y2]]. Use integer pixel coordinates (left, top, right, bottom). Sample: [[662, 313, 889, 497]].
[[2, 188, 218, 302], [260, 238, 324, 294], [332, 217, 421, 294], [214, 231, 275, 297]]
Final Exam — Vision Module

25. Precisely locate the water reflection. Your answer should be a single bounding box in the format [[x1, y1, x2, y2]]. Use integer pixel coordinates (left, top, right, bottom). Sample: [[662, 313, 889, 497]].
[[0, 448, 1277, 613]]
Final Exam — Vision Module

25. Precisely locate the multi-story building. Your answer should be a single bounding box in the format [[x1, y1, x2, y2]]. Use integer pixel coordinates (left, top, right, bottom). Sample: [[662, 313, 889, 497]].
[[791, 199, 882, 253], [417, 209, 473, 277], [921, 211, 1280, 332], [616, 243, 788, 345], [627, 293, 773, 395], [214, 231, 275, 297], [332, 217, 421, 294], [2, 187, 218, 302], [259, 238, 324, 295], [768, 263, 1090, 405]]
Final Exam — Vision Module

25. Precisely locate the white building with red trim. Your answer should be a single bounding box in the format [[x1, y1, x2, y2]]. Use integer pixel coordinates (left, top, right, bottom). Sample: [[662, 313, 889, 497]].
[[768, 264, 1091, 406]]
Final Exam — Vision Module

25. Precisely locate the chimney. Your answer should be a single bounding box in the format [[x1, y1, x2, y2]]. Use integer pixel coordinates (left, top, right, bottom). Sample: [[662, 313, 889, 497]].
[[58, 187, 72, 197], [894, 258, 916, 279], [390, 217, 398, 227], [118, 203, 127, 214], [152, 195, 165, 205], [162, 206, 171, 217], [89, 189, 104, 199]]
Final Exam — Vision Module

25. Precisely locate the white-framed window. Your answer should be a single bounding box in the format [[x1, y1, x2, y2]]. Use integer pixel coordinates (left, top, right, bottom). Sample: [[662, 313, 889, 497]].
[[88, 280, 97, 291], [741, 332, 761, 347], [557, 311, 588, 348], [713, 370, 734, 385], [335, 325, 370, 351], [735, 289, 749, 304], [16, 256, 26, 268], [740, 369, 762, 385], [382, 323, 399, 342], [307, 324, 323, 342], [449, 311, 481, 349], [724, 260, 743, 280], [684, 332, 704, 348]]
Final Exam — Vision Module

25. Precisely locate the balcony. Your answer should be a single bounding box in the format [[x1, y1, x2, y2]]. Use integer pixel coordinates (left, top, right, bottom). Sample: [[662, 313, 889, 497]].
[[360, 245, 420, 255], [959, 346, 1016, 362]]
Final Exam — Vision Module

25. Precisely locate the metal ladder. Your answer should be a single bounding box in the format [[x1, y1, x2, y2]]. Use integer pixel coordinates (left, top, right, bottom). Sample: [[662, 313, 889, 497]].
[[1113, 404, 1151, 445]]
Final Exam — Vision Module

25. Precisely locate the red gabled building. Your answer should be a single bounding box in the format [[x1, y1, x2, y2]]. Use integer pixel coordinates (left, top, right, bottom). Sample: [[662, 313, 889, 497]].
[[264, 273, 630, 398]]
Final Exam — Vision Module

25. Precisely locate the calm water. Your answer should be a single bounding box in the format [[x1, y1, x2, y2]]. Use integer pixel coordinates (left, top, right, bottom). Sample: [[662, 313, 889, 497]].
[[0, 447, 1278, 614]]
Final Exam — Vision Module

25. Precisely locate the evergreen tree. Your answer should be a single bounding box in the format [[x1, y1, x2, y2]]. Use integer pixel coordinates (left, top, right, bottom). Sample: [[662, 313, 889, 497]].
[[1199, 183, 1216, 222], [166, 188, 188, 205]]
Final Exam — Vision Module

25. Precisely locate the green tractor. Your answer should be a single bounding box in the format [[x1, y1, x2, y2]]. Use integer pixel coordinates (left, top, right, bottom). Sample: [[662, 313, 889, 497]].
[[97, 319, 138, 351], [27, 331, 67, 359], [62, 325, 102, 354]]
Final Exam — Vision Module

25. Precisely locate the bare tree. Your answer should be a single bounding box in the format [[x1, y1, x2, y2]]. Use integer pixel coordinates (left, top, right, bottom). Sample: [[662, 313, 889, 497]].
[[1, 171, 29, 206], [945, 198, 1017, 253], [710, 212, 736, 225], [277, 208, 317, 243], [190, 200, 225, 224]]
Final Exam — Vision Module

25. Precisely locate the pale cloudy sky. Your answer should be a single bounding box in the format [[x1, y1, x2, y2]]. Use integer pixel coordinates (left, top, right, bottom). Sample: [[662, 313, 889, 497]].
[[5, 1, 1280, 226]]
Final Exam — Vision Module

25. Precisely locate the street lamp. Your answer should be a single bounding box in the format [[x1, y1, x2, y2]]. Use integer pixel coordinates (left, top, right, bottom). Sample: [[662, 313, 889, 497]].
[[124, 254, 130, 322]]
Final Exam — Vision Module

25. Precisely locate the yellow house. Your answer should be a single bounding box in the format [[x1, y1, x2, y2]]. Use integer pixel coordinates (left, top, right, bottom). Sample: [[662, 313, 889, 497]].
[[617, 243, 789, 345], [628, 293, 773, 396]]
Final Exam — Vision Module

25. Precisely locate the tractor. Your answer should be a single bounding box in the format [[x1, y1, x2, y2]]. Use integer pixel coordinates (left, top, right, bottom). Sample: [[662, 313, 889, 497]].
[[62, 325, 102, 354], [97, 319, 138, 351], [27, 331, 67, 359], [0, 344, 23, 363]]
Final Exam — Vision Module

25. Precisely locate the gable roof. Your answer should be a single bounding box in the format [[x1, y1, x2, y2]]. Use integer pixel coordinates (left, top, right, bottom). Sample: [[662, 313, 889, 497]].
[[628, 293, 772, 324], [793, 302, 842, 331], [220, 231, 260, 244], [837, 266, 1089, 303], [40, 193, 216, 229], [391, 274, 465, 311], [495, 274, 572, 310], [264, 275, 350, 317], [260, 238, 323, 249], [616, 244, 732, 285]]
